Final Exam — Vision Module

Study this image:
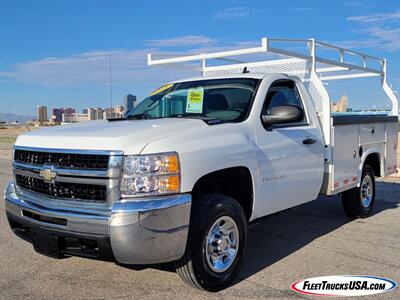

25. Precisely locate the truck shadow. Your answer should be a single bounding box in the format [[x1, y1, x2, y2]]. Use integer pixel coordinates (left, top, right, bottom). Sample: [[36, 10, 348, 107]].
[[233, 180, 399, 286], [120, 180, 399, 285]]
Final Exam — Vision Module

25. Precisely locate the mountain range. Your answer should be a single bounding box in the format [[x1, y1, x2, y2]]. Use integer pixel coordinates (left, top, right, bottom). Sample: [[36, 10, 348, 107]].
[[0, 112, 36, 124]]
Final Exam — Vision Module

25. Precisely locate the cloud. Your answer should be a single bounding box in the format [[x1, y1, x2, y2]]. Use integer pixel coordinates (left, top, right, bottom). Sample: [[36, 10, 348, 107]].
[[290, 7, 314, 12], [0, 49, 196, 87], [187, 40, 261, 54], [0, 36, 278, 87], [342, 1, 375, 8], [335, 39, 381, 49], [366, 27, 400, 51], [214, 6, 253, 19], [0, 36, 260, 87], [344, 11, 400, 52], [347, 11, 400, 23], [146, 35, 216, 47]]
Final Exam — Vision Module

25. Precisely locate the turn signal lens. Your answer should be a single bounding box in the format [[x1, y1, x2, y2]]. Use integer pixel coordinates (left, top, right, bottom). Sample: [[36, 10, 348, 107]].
[[161, 175, 180, 193], [165, 154, 179, 173]]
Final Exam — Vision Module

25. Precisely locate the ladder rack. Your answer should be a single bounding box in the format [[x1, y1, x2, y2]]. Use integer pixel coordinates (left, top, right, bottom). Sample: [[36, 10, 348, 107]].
[[148, 37, 398, 116], [148, 38, 385, 76]]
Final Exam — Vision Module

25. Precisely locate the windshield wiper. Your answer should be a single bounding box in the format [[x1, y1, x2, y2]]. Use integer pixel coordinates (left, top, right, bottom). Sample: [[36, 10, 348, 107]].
[[110, 113, 223, 125], [169, 114, 223, 125], [126, 113, 152, 120]]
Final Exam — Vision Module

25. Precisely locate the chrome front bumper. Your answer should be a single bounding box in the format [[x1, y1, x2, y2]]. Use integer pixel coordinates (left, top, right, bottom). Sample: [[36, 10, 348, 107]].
[[4, 182, 191, 264]]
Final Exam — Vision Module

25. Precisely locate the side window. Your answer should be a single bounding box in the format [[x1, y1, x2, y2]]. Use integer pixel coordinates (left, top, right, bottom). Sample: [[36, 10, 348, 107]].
[[262, 79, 306, 124]]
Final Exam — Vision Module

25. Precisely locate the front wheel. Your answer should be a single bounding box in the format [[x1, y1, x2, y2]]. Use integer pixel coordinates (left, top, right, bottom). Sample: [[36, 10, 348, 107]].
[[175, 194, 247, 291], [341, 164, 375, 218]]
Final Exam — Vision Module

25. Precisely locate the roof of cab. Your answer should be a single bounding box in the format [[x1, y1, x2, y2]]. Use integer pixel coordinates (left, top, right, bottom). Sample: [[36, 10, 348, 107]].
[[169, 73, 274, 84]]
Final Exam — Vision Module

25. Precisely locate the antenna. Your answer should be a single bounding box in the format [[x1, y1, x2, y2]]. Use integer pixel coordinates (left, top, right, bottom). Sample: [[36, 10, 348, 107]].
[[109, 55, 113, 108]]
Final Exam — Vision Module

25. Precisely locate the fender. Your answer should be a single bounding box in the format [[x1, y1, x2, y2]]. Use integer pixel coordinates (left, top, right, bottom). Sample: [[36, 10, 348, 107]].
[[139, 121, 260, 199], [357, 148, 382, 187]]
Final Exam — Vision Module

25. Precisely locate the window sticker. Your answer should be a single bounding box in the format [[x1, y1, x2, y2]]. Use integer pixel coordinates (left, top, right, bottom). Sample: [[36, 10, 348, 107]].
[[186, 87, 204, 113], [150, 83, 174, 96]]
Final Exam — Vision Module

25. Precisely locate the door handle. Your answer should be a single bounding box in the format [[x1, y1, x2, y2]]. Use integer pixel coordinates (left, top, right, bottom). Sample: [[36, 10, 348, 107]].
[[303, 138, 317, 145]]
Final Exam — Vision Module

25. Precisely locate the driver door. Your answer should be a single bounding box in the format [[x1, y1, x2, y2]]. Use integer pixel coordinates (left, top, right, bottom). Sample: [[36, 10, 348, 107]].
[[254, 79, 324, 216]]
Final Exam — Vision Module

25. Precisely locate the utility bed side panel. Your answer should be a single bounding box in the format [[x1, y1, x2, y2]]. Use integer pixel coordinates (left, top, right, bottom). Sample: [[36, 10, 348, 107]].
[[359, 123, 385, 144], [385, 121, 398, 176], [331, 124, 360, 193], [323, 115, 398, 195]]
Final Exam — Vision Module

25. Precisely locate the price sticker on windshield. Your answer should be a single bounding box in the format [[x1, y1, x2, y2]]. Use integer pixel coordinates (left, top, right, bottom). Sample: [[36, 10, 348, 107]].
[[186, 87, 204, 113]]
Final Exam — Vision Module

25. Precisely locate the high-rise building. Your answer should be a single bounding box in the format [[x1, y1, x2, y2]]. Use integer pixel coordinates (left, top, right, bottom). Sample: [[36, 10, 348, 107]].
[[62, 107, 76, 115], [75, 113, 88, 122], [88, 108, 96, 121], [51, 107, 76, 123], [59, 107, 77, 123], [103, 107, 116, 119], [62, 113, 75, 123], [51, 108, 62, 123], [114, 105, 124, 118], [96, 108, 104, 120], [61, 112, 88, 123], [115, 105, 124, 114], [104, 107, 123, 119], [37, 106, 48, 123], [340, 94, 348, 112], [124, 94, 136, 113], [88, 108, 104, 120], [331, 94, 349, 113]]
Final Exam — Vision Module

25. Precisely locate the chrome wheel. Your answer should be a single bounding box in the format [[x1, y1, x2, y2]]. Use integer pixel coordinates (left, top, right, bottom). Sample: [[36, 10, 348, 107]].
[[360, 175, 373, 208], [205, 216, 239, 273]]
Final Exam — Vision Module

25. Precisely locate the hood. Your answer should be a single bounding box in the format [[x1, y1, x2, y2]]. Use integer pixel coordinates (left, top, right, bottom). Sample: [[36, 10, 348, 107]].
[[15, 118, 209, 155]]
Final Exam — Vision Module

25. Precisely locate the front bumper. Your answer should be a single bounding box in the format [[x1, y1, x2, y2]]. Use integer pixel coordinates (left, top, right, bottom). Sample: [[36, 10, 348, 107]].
[[4, 182, 191, 264]]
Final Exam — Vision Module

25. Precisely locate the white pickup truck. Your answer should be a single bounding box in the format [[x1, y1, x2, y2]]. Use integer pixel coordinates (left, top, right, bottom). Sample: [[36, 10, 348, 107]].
[[5, 38, 399, 291]]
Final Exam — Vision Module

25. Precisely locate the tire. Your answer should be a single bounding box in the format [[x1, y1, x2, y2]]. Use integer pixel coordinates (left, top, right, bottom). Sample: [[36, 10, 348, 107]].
[[341, 164, 375, 218], [175, 193, 247, 292]]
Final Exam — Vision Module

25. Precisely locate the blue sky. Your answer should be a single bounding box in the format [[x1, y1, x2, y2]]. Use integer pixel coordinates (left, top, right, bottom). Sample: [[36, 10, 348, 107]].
[[0, 0, 399, 116]]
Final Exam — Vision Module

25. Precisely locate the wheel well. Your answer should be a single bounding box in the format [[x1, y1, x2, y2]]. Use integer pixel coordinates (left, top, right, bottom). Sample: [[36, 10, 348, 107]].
[[192, 167, 254, 221], [364, 153, 381, 177]]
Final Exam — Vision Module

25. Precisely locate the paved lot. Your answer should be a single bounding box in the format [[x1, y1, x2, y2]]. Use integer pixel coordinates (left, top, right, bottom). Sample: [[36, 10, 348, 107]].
[[0, 158, 399, 299]]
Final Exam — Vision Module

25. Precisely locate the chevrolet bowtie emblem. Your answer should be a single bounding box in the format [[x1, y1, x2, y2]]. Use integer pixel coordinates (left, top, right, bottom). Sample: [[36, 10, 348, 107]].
[[39, 168, 57, 181]]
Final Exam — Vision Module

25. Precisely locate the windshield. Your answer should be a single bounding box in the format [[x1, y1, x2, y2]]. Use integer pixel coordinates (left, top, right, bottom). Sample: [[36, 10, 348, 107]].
[[125, 78, 260, 123]]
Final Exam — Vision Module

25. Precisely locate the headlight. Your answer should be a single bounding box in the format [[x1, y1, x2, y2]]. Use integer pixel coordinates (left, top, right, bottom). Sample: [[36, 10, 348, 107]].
[[120, 152, 180, 197]]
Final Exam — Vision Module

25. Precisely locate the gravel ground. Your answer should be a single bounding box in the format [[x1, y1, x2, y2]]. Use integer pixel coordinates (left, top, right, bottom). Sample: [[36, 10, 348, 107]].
[[0, 125, 38, 159]]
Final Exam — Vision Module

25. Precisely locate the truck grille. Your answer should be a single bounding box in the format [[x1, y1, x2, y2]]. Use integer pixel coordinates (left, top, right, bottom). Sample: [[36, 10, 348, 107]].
[[15, 174, 107, 202], [14, 149, 109, 170]]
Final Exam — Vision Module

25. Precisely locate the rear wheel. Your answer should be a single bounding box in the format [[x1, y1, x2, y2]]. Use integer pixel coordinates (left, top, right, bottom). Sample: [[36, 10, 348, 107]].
[[175, 193, 247, 291], [341, 164, 375, 218]]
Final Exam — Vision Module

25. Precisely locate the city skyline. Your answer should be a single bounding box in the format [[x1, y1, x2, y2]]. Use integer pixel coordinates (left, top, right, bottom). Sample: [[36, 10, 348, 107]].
[[1, 1, 399, 116], [33, 94, 137, 124]]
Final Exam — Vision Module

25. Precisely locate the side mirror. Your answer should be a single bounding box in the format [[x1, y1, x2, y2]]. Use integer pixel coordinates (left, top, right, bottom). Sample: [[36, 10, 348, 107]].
[[261, 105, 304, 127]]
